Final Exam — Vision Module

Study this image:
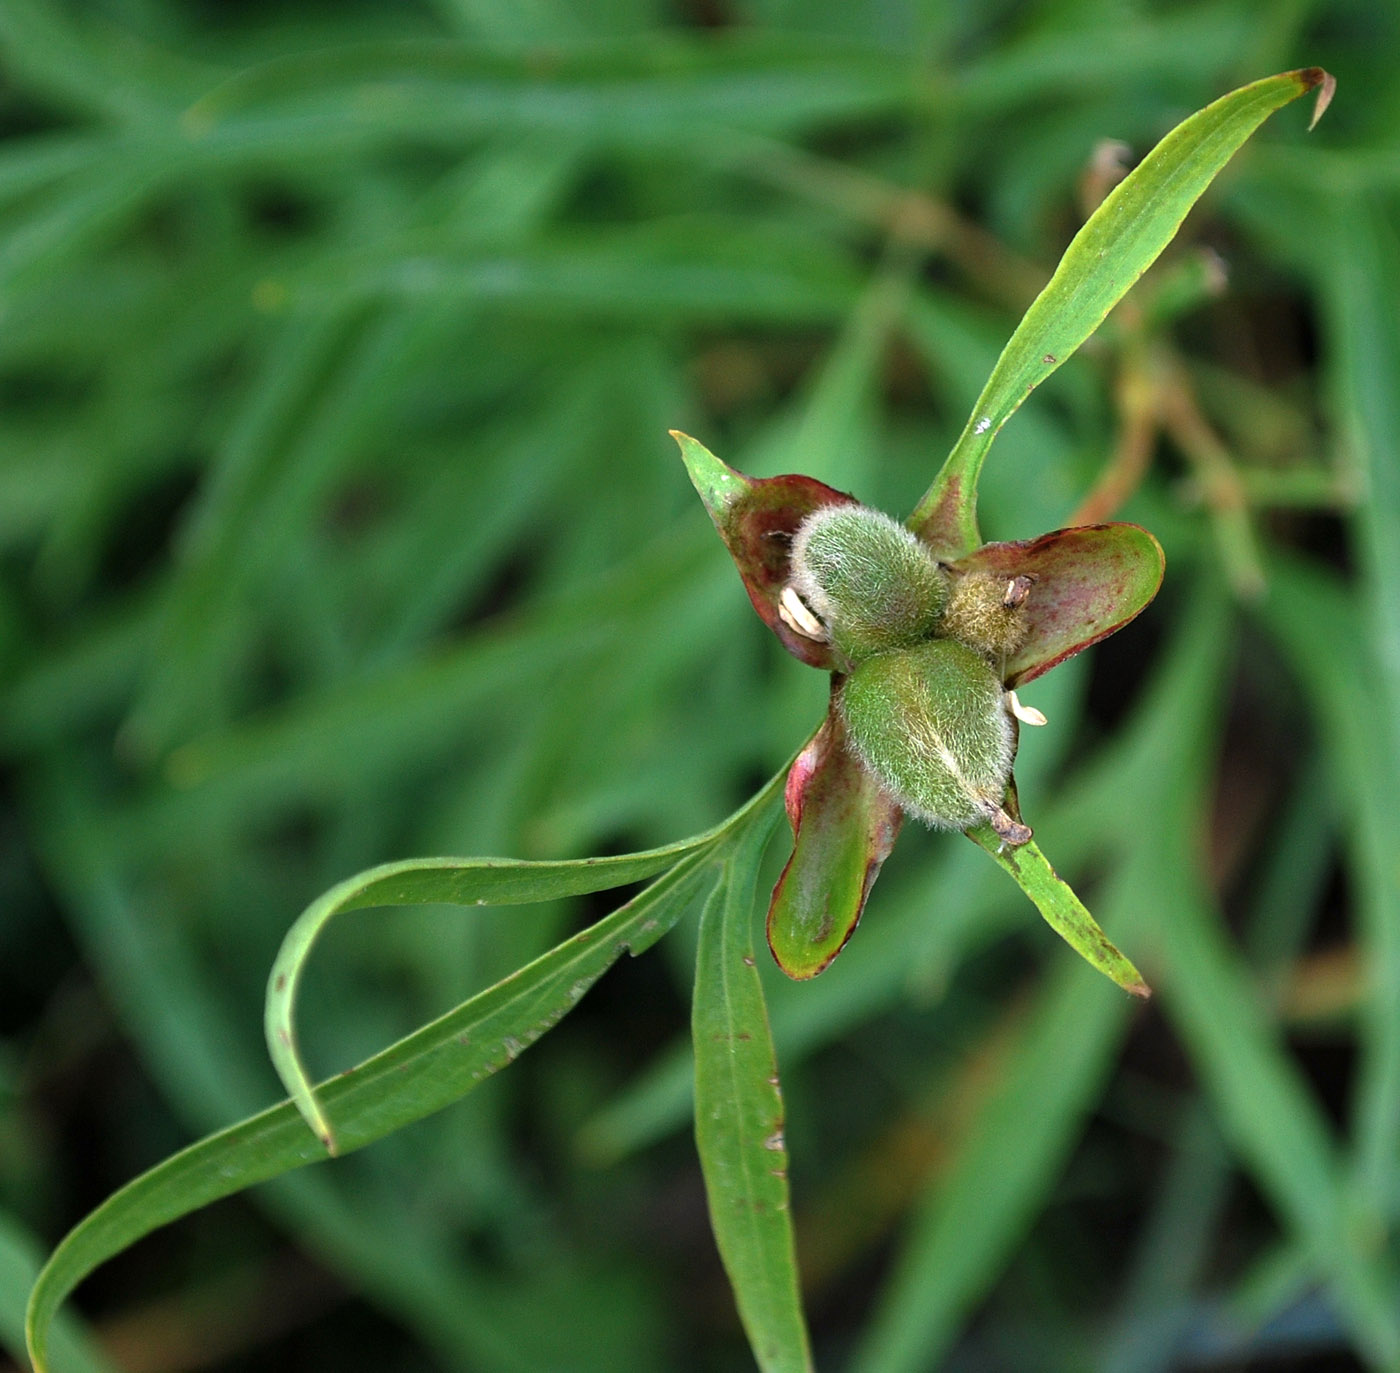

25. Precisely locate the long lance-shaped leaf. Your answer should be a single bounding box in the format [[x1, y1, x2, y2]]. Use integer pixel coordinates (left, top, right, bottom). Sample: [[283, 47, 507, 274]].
[[966, 827, 1150, 998], [1147, 830, 1400, 1367], [268, 775, 783, 1150], [694, 807, 813, 1373], [908, 67, 1334, 558], [26, 851, 723, 1373]]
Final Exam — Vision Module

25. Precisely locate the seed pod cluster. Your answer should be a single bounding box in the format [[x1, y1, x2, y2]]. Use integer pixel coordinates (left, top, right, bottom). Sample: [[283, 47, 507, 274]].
[[786, 503, 1033, 843]]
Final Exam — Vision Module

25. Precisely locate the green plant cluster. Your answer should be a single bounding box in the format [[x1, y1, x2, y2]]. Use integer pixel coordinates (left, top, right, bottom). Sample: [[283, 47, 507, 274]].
[[784, 503, 1023, 836], [3, 3, 1399, 1373]]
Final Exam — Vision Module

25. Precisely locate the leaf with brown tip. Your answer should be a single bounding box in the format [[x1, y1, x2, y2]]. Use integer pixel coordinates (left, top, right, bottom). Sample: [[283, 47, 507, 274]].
[[908, 68, 1333, 557]]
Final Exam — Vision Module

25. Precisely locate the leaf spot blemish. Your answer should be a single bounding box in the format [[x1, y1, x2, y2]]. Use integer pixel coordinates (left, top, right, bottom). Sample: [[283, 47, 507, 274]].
[[274, 973, 287, 992], [742, 955, 756, 966], [763, 1129, 785, 1151], [277, 1028, 291, 1046], [974, 416, 992, 435], [1043, 353, 1056, 364]]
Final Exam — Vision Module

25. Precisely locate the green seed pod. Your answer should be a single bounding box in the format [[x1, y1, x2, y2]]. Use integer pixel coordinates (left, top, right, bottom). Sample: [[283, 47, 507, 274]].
[[788, 505, 948, 663], [839, 638, 1015, 832], [939, 569, 1033, 665]]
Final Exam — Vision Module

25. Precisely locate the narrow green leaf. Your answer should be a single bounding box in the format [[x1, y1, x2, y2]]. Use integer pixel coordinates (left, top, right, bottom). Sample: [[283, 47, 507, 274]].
[[1325, 203, 1400, 701], [180, 35, 919, 149], [268, 778, 782, 1151], [1313, 204, 1400, 1212], [285, 236, 858, 323], [908, 67, 1333, 557], [966, 829, 1151, 998], [851, 872, 1143, 1373], [27, 852, 721, 1373], [1148, 826, 1400, 1367], [1260, 558, 1400, 1221], [27, 766, 590, 1373], [694, 808, 812, 1373]]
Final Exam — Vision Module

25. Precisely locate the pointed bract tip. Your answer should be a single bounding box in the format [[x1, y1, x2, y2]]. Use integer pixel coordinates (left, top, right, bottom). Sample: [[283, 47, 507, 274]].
[[670, 429, 752, 520], [1300, 68, 1335, 130]]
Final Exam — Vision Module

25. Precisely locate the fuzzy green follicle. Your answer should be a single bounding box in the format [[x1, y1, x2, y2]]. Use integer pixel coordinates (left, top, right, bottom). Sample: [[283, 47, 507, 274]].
[[788, 506, 949, 663], [940, 569, 1032, 664], [840, 639, 1015, 833]]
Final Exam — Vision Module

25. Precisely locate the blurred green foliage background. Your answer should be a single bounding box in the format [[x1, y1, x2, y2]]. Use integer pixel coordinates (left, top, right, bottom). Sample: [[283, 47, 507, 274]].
[[3, 0, 1400, 1369]]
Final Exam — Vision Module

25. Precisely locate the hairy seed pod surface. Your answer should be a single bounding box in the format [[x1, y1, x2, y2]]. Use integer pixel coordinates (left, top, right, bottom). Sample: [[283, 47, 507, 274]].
[[789, 505, 948, 663], [938, 569, 1032, 664], [840, 638, 1014, 830]]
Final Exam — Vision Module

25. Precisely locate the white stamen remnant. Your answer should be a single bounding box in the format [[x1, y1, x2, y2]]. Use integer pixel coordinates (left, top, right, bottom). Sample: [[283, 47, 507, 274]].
[[1007, 690, 1048, 727], [778, 584, 828, 641]]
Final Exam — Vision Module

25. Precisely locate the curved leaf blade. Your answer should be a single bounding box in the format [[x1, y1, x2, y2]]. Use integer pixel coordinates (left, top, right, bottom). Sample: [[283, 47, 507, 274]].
[[1, 1214, 116, 1373], [267, 792, 774, 1150], [27, 853, 720, 1373], [909, 67, 1333, 557], [694, 808, 813, 1373]]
